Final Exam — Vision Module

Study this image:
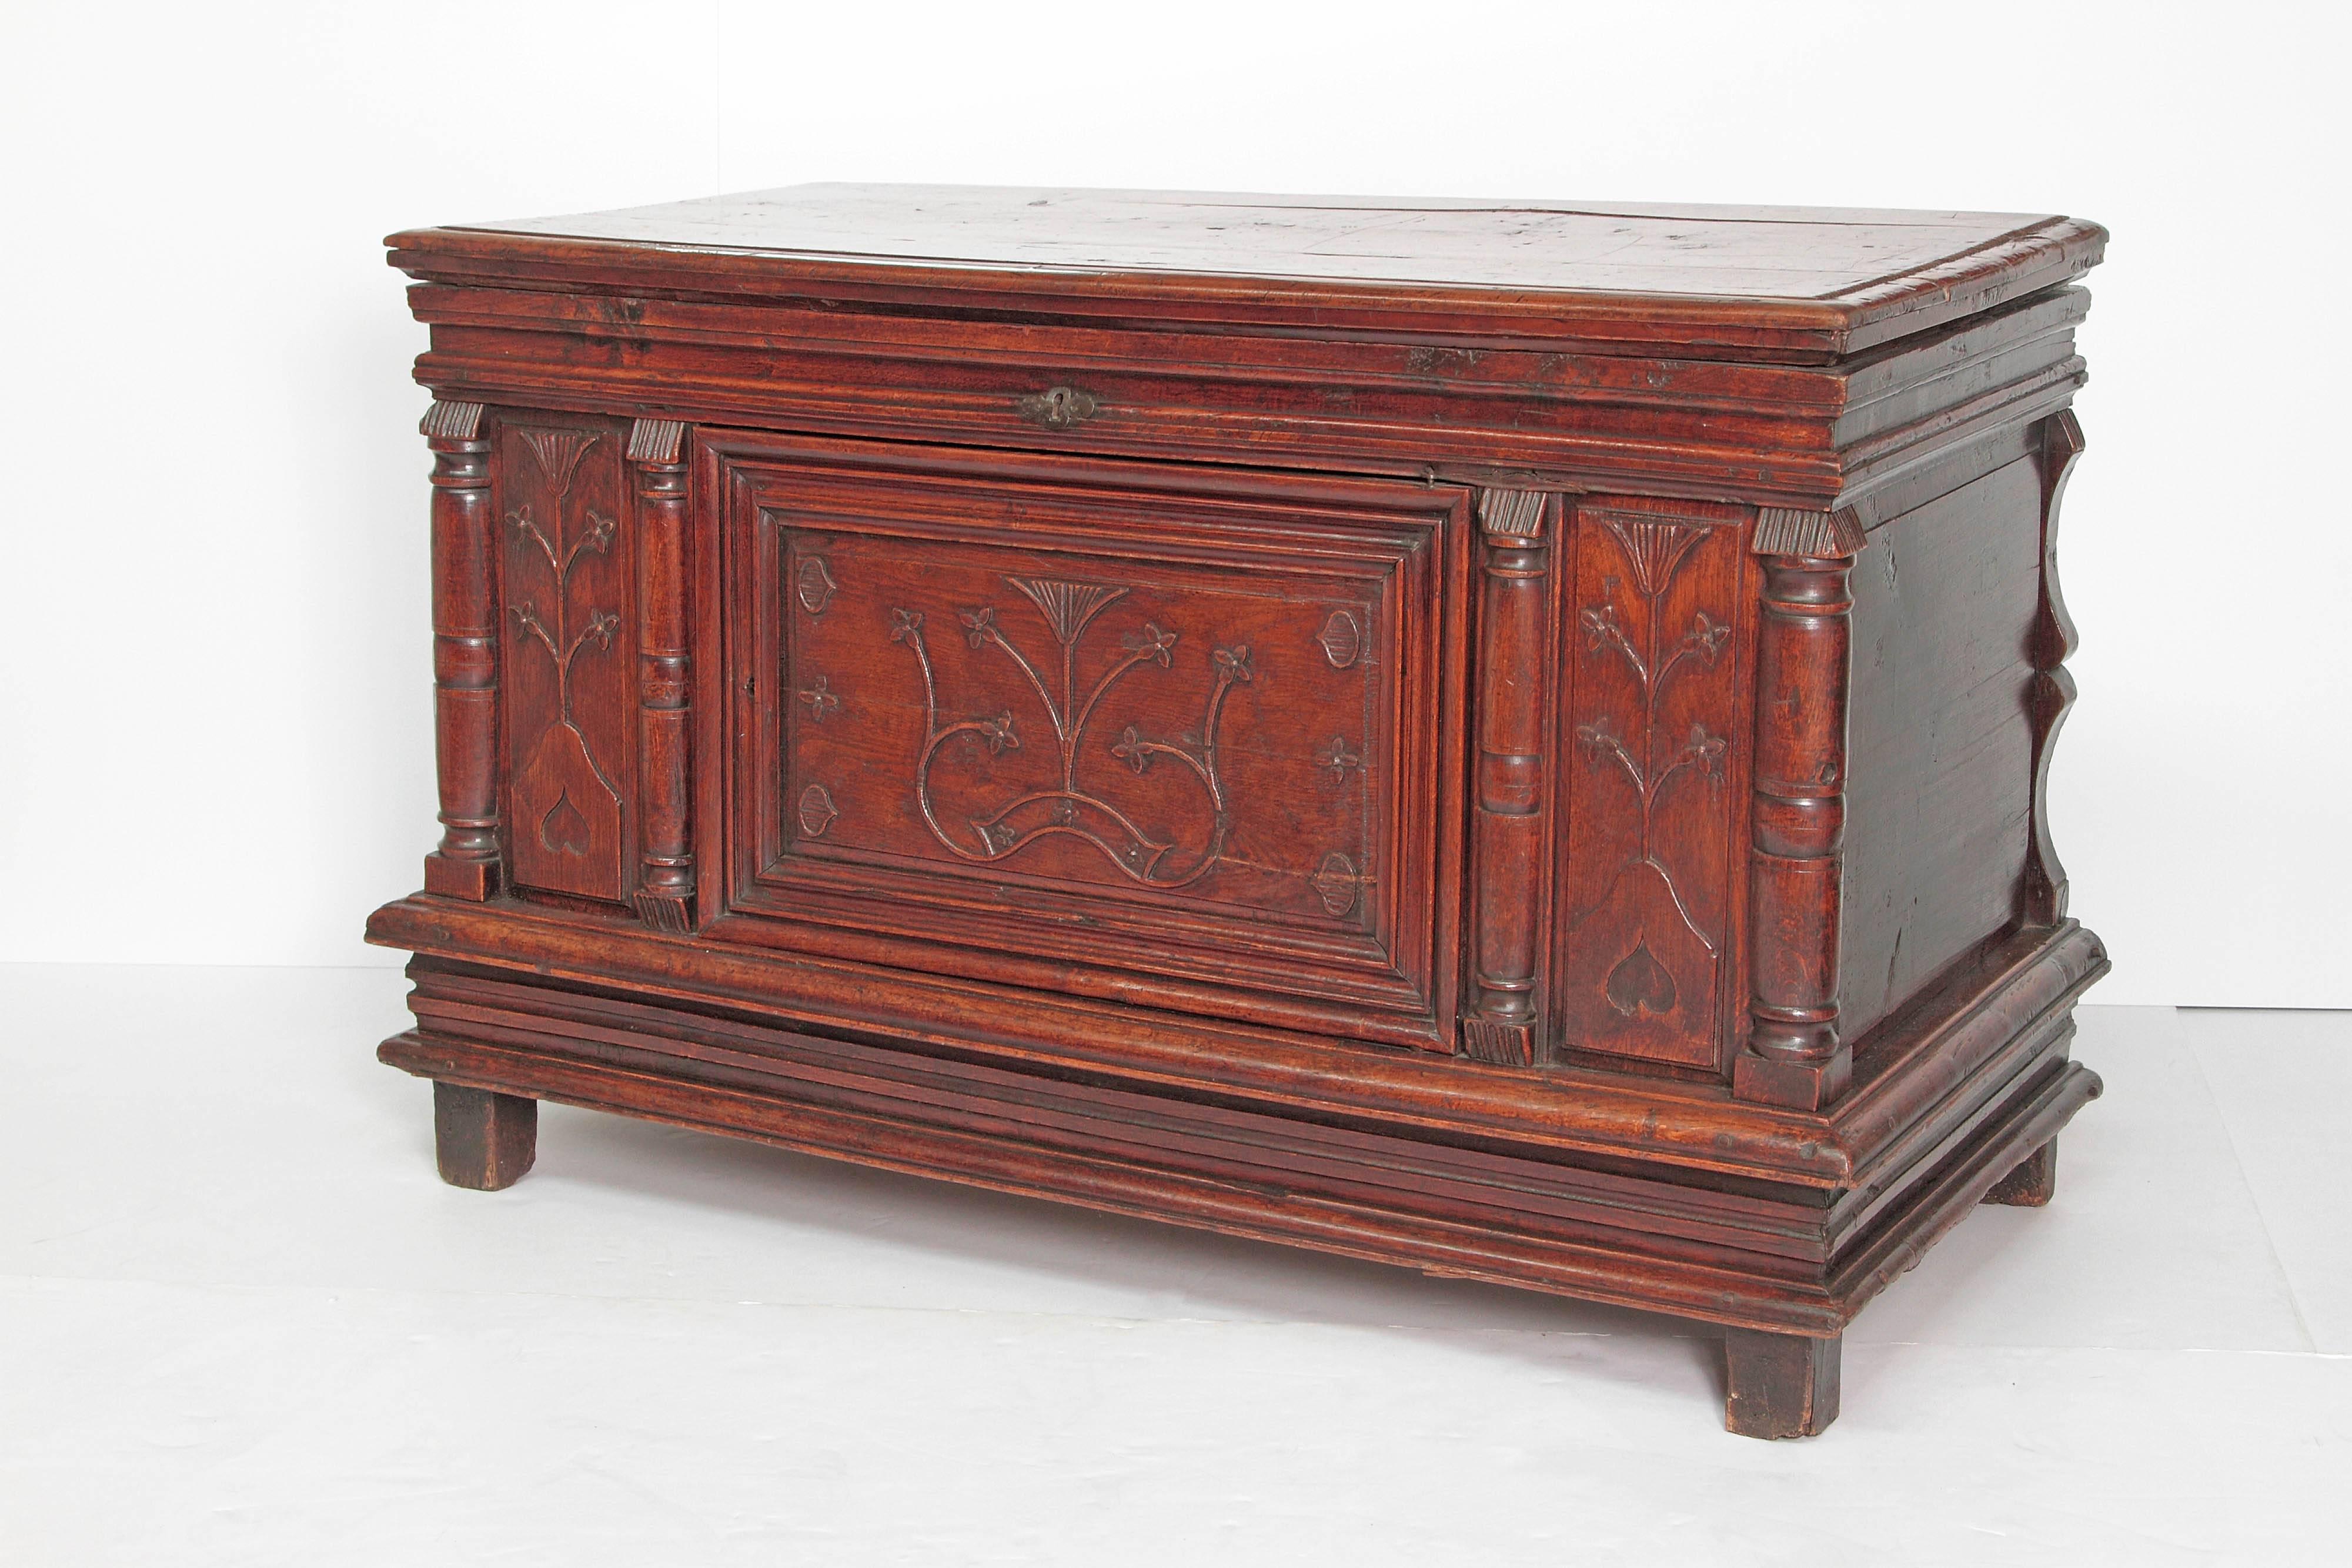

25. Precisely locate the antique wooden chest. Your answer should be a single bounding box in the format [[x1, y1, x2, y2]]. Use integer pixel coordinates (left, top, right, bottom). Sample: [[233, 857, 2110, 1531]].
[[368, 186, 2109, 1436]]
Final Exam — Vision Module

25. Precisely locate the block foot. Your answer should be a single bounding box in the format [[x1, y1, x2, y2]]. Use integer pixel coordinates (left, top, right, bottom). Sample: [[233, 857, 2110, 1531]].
[[1983, 1137, 2059, 1207], [1725, 1328, 1841, 1439], [433, 1081, 537, 1191]]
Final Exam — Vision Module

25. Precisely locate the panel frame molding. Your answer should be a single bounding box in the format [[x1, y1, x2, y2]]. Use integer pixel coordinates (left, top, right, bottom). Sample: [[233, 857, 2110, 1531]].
[[689, 429, 1475, 1052]]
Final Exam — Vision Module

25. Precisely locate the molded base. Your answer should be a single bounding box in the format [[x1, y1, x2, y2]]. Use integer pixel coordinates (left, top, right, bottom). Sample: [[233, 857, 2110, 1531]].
[[370, 908, 2107, 1431]]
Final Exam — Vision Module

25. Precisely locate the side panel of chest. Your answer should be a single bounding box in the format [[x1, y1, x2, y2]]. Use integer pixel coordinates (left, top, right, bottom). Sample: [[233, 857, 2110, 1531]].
[[695, 433, 1472, 1051]]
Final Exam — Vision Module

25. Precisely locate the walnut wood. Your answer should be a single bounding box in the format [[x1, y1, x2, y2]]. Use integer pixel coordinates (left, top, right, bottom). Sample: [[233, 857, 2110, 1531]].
[[2024, 411, 2087, 925], [432, 1081, 537, 1191], [627, 417, 695, 933], [1983, 1138, 2059, 1207], [396, 278, 2091, 509], [422, 400, 500, 900], [391, 186, 2104, 359], [1554, 497, 1749, 1074], [1724, 1328, 1840, 1439], [700, 433, 1468, 1052], [378, 960, 2099, 1332], [500, 414, 636, 905], [1839, 461, 2044, 1041], [1735, 515, 1864, 1110], [371, 184, 2112, 1437], [1463, 489, 1554, 1066]]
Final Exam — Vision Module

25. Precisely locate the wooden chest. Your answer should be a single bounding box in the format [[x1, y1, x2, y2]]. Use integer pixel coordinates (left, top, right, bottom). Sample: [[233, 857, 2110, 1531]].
[[367, 186, 2109, 1437]]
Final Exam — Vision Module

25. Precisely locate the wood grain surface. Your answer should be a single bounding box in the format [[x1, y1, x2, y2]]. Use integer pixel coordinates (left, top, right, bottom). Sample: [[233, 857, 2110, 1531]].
[[390, 184, 2104, 358], [370, 183, 2112, 1437]]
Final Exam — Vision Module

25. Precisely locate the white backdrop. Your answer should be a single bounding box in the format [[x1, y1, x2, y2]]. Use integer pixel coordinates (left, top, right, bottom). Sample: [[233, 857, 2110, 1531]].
[[3, 1, 2344, 1005]]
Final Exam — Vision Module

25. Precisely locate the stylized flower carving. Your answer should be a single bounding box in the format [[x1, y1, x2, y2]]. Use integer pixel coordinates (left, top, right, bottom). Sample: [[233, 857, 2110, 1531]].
[[890, 578, 1248, 890], [1119, 622, 1178, 667], [1316, 735, 1362, 782], [977, 711, 1019, 754], [798, 675, 841, 723]]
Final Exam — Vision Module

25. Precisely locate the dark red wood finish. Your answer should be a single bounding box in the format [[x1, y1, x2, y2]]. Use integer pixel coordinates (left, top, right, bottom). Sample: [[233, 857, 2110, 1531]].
[[432, 1082, 536, 1191], [371, 185, 2110, 1437], [420, 400, 500, 901]]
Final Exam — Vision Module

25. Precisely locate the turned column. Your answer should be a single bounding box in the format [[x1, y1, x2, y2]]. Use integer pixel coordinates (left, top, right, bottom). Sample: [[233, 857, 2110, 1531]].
[[1733, 507, 1865, 1110], [2023, 410, 2086, 927], [627, 418, 696, 932], [1461, 489, 1553, 1067], [421, 399, 501, 900]]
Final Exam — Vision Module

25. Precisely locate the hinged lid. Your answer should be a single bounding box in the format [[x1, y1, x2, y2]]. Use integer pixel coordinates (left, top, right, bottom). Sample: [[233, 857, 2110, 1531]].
[[388, 183, 2104, 363]]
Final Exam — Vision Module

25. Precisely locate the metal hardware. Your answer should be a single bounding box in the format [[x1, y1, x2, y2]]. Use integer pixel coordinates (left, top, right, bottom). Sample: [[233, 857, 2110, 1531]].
[[1014, 385, 1101, 430]]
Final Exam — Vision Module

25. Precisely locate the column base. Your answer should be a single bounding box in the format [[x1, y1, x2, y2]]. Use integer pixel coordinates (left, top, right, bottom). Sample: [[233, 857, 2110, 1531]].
[[1732, 1044, 1852, 1111], [423, 852, 499, 901]]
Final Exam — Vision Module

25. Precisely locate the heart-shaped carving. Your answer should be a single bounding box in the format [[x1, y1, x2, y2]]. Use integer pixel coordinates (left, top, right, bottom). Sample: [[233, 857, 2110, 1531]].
[[1605, 940, 1678, 1018], [539, 789, 592, 856], [1317, 608, 1362, 670], [797, 783, 838, 838]]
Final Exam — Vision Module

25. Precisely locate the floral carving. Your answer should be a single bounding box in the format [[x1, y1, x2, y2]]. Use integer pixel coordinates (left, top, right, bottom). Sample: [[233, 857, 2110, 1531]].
[[1316, 735, 1362, 783], [890, 575, 1253, 889], [507, 429, 624, 857], [1575, 520, 1730, 861], [797, 674, 841, 723], [1559, 510, 1739, 1062]]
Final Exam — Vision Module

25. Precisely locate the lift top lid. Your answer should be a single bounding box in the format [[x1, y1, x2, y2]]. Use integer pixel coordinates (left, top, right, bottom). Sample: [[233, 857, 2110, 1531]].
[[387, 183, 2106, 362]]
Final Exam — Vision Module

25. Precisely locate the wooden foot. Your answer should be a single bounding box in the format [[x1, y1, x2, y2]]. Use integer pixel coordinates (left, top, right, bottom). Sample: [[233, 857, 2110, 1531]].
[[1982, 1138, 2058, 1206], [1724, 1328, 1840, 1439], [433, 1082, 537, 1191]]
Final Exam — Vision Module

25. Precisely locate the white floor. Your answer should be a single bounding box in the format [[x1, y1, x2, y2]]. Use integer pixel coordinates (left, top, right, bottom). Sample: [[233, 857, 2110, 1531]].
[[1, 967, 2343, 1566]]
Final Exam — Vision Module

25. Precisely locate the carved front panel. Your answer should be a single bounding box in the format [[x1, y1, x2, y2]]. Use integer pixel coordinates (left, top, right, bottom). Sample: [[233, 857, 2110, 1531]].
[[1553, 497, 1749, 1072], [713, 440, 1468, 1047], [496, 414, 636, 903]]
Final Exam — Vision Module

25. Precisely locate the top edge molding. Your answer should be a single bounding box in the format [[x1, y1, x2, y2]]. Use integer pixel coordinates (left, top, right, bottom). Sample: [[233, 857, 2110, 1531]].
[[386, 185, 2105, 363]]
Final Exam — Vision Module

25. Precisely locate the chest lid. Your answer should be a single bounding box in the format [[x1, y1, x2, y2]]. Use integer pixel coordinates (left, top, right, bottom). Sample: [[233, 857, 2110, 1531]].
[[388, 183, 2103, 363]]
